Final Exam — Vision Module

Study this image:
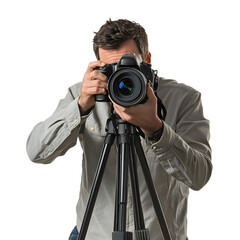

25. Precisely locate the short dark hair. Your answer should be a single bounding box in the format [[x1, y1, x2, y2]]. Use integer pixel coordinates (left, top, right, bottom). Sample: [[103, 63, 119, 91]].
[[93, 19, 148, 60]]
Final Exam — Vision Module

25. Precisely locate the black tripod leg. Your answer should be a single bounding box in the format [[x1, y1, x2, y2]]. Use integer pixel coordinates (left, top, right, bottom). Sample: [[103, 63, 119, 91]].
[[77, 133, 115, 240], [114, 146, 120, 231], [133, 135, 171, 240], [117, 142, 129, 231], [129, 136, 145, 230], [129, 136, 150, 240], [112, 133, 132, 240]]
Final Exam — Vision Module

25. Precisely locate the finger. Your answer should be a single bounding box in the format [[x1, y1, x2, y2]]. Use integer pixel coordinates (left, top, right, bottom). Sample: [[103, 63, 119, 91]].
[[147, 83, 153, 96], [85, 86, 106, 95], [87, 61, 106, 72], [112, 104, 123, 118], [113, 103, 129, 115], [84, 79, 108, 90], [109, 96, 121, 110], [146, 83, 157, 102], [90, 70, 108, 82]]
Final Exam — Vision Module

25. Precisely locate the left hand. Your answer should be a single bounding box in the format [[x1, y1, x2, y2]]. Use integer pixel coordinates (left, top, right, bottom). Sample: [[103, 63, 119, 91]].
[[111, 83, 163, 137]]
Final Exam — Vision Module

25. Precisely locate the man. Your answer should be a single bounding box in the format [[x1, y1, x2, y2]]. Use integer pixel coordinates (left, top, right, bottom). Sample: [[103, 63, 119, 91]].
[[27, 19, 212, 240]]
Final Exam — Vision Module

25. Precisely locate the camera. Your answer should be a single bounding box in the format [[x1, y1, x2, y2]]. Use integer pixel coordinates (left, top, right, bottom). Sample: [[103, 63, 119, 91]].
[[95, 54, 157, 107]]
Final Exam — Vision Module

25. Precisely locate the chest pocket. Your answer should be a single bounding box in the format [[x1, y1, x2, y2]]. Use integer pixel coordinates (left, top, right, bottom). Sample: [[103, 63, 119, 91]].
[[85, 102, 112, 137]]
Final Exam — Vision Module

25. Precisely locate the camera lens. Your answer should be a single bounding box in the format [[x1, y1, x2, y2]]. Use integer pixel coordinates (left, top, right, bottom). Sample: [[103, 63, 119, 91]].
[[108, 68, 147, 107], [118, 79, 134, 96]]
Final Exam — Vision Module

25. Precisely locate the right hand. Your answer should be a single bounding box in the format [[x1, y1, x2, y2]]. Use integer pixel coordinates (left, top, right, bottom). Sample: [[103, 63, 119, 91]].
[[78, 61, 108, 115]]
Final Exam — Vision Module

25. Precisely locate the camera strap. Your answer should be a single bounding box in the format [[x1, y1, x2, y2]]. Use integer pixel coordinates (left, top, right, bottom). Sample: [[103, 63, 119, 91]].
[[156, 96, 167, 121], [153, 74, 167, 121]]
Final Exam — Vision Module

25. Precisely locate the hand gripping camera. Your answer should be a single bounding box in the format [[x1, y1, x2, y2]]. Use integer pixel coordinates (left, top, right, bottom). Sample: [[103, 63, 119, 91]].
[[95, 54, 158, 107]]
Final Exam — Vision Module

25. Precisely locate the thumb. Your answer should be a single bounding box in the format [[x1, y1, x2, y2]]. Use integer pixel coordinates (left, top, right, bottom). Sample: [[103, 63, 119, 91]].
[[146, 83, 155, 99]]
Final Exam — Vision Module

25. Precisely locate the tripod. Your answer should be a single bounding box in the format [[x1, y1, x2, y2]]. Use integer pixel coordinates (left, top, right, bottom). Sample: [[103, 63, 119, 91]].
[[77, 110, 171, 240]]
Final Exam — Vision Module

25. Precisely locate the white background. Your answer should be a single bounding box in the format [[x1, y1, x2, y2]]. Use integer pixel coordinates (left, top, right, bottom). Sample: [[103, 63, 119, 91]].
[[0, 0, 239, 239]]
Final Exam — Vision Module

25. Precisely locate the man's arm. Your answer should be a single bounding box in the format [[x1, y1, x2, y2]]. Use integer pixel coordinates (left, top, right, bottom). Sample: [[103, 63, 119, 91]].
[[148, 91, 212, 190], [27, 61, 109, 164], [112, 84, 212, 190], [26, 84, 85, 164]]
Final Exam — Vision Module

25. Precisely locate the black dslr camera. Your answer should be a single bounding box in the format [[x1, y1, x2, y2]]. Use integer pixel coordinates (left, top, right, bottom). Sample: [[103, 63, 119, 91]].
[[95, 54, 158, 107]]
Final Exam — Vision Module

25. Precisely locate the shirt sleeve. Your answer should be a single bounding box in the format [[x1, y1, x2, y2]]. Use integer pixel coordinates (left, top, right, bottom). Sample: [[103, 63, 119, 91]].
[[146, 91, 212, 190], [26, 85, 90, 164]]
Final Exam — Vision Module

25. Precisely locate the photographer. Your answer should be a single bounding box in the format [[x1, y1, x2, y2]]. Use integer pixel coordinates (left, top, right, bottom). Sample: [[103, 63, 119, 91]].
[[26, 19, 212, 240]]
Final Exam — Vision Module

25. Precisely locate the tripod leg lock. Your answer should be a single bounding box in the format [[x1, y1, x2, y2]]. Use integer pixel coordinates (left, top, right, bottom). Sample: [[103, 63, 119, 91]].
[[135, 229, 150, 240], [112, 231, 133, 240]]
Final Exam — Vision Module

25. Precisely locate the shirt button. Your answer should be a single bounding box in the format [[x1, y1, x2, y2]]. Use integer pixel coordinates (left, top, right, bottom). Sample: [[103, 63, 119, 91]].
[[152, 146, 157, 150], [91, 127, 95, 131]]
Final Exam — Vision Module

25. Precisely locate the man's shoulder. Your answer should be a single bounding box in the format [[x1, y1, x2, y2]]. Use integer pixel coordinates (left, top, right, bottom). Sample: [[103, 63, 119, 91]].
[[157, 77, 199, 98]]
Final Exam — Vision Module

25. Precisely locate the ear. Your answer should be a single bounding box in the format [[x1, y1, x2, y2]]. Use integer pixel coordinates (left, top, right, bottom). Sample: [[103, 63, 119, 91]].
[[145, 52, 151, 63]]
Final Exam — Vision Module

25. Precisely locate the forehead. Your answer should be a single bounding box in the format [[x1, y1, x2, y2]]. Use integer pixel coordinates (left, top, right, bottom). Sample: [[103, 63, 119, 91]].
[[99, 39, 142, 63]]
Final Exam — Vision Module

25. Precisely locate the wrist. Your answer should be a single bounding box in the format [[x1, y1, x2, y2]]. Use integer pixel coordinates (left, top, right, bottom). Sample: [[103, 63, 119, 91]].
[[142, 118, 163, 137], [78, 97, 94, 115], [147, 124, 164, 142]]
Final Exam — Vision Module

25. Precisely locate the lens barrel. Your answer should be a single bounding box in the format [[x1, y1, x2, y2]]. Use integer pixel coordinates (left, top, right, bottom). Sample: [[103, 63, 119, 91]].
[[108, 68, 147, 107]]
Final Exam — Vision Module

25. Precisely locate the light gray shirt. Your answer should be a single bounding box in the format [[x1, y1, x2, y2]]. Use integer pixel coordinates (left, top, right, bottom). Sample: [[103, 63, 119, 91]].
[[26, 77, 212, 240]]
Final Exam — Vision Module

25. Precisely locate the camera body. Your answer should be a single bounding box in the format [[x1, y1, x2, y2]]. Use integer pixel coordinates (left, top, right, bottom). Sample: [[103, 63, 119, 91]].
[[95, 54, 157, 107]]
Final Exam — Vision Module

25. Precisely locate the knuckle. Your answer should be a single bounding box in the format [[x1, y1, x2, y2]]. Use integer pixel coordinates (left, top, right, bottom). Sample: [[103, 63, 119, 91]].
[[89, 71, 95, 79], [100, 88, 106, 94], [82, 88, 90, 96], [95, 79, 101, 85], [93, 87, 99, 92], [102, 74, 108, 81], [88, 61, 95, 67], [126, 115, 132, 121], [92, 70, 99, 75], [124, 116, 130, 122], [121, 107, 127, 113]]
